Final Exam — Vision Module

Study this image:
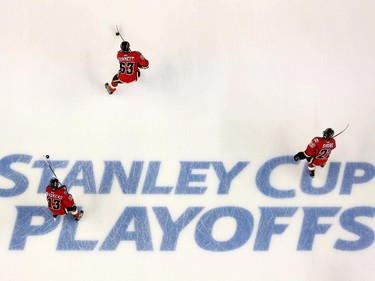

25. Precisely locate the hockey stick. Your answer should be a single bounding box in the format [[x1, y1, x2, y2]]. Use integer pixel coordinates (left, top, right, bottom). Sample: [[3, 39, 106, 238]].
[[43, 155, 61, 184], [115, 26, 125, 41], [333, 123, 350, 138]]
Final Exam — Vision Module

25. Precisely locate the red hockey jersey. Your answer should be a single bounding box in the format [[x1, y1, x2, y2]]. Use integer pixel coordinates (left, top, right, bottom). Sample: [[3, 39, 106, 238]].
[[46, 185, 76, 215], [116, 50, 149, 83], [305, 137, 336, 166]]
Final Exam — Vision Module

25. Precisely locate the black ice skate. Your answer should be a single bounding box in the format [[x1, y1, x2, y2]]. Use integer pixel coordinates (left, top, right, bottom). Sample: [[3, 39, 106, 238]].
[[309, 170, 315, 178], [75, 210, 84, 221], [105, 83, 113, 95]]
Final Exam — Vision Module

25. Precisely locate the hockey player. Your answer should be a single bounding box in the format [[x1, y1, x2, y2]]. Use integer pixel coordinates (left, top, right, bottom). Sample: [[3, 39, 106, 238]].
[[46, 178, 84, 221], [294, 128, 336, 178], [105, 41, 149, 95]]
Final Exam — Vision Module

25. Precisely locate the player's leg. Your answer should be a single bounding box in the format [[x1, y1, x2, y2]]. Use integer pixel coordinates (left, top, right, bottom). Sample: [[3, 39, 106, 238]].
[[74, 210, 84, 221], [307, 164, 315, 178], [66, 205, 84, 221], [105, 74, 122, 94]]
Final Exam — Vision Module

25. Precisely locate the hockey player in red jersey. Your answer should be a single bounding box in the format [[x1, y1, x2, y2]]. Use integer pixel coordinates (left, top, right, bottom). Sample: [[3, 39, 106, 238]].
[[294, 128, 336, 178], [105, 41, 149, 95], [46, 178, 84, 221]]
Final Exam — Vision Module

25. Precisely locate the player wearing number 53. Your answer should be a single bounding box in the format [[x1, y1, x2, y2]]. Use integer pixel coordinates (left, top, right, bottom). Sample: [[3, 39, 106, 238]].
[[294, 128, 336, 178], [46, 178, 84, 221], [105, 41, 149, 95]]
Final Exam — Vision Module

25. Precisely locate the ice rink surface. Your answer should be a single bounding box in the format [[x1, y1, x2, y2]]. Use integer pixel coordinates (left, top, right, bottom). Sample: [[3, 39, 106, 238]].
[[1, 1, 375, 280]]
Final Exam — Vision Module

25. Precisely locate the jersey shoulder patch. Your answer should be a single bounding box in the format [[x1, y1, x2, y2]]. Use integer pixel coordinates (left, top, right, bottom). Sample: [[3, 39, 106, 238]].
[[309, 138, 319, 148]]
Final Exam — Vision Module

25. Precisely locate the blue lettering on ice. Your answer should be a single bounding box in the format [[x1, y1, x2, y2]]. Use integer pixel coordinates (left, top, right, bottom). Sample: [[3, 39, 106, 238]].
[[1, 154, 374, 197], [334, 206, 375, 251], [256, 157, 375, 197], [143, 161, 173, 194], [99, 161, 143, 193], [195, 207, 254, 251], [300, 162, 341, 195], [100, 207, 153, 251], [64, 161, 96, 193], [57, 208, 98, 250], [8, 206, 375, 251], [9, 206, 60, 250], [0, 154, 32, 197], [254, 207, 298, 250], [153, 207, 203, 250], [341, 162, 375, 194], [297, 207, 340, 251], [33, 160, 69, 193], [256, 156, 297, 198], [176, 162, 210, 194], [211, 161, 249, 194]]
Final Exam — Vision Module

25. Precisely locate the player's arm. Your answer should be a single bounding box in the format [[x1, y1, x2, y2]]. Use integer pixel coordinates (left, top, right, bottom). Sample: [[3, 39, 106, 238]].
[[295, 138, 318, 163], [305, 138, 320, 161], [136, 52, 149, 69], [294, 151, 314, 163], [61, 191, 76, 213], [65, 205, 78, 214]]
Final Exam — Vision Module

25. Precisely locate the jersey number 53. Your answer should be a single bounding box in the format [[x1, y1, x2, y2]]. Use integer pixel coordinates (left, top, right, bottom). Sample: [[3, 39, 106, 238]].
[[120, 62, 135, 75]]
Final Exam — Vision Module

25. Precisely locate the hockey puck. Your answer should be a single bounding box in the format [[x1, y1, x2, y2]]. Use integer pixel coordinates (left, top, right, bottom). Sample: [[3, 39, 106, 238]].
[[46, 155, 50, 159], [116, 32, 120, 36]]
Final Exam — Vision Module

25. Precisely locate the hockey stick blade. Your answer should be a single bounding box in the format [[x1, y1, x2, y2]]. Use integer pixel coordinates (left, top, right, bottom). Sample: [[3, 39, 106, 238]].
[[333, 123, 349, 138]]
